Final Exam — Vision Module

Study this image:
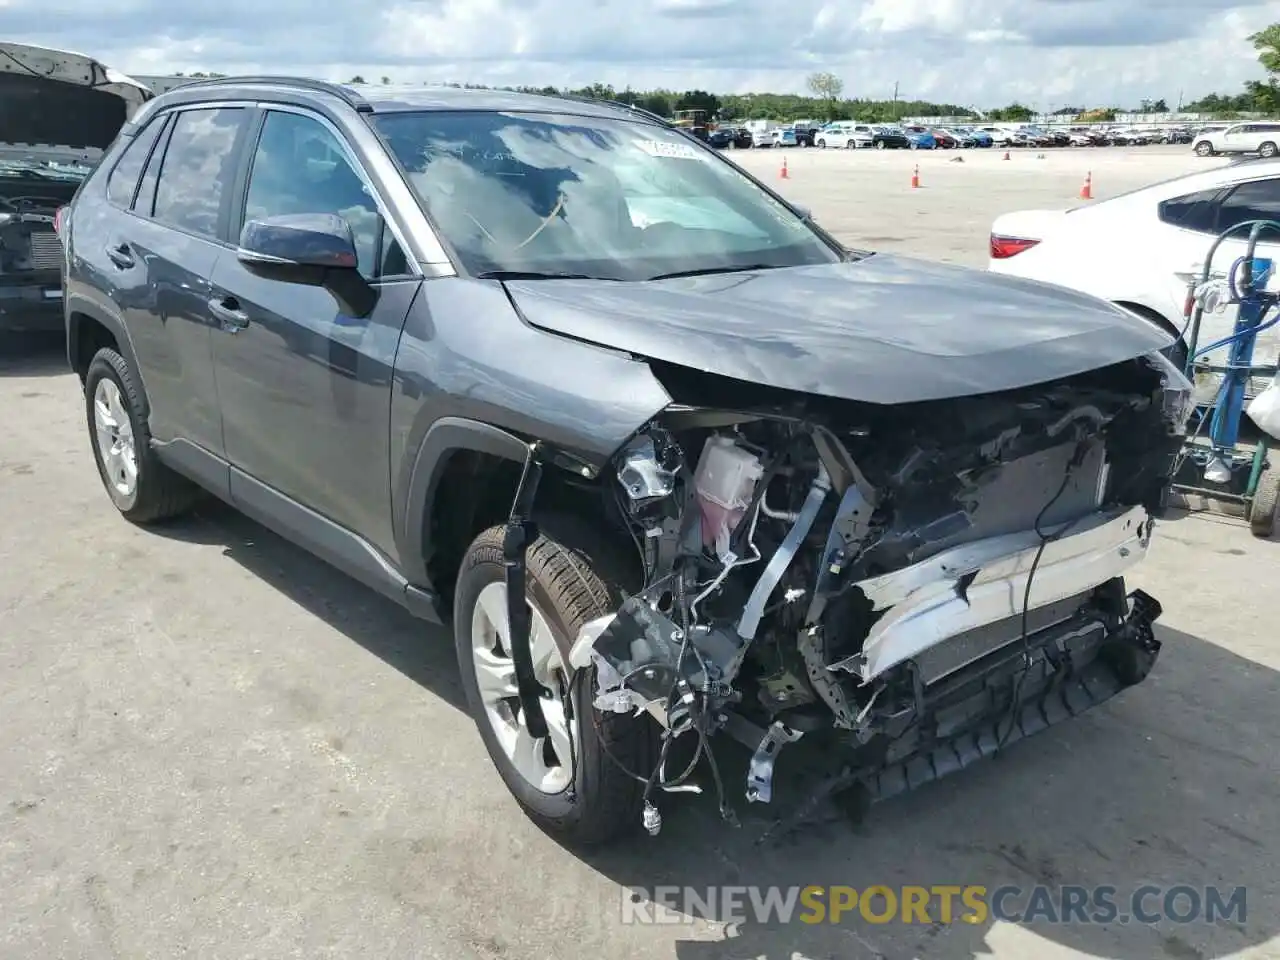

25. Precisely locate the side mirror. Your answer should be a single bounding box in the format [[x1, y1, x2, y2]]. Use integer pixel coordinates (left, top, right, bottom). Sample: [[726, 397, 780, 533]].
[[238, 213, 376, 317]]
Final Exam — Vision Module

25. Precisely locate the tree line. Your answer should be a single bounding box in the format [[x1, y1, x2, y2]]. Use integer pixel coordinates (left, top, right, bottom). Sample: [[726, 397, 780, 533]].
[[167, 22, 1280, 123]]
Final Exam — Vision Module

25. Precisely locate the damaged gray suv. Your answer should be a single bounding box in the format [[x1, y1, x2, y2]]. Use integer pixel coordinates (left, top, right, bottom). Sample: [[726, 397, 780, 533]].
[[63, 77, 1195, 845]]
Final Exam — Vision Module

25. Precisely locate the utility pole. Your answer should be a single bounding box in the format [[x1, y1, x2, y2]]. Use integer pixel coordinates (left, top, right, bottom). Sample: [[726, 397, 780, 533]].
[[892, 80, 899, 121]]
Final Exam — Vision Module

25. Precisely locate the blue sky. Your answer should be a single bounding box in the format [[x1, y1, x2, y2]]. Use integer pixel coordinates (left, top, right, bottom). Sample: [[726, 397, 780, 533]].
[[4, 0, 1280, 107]]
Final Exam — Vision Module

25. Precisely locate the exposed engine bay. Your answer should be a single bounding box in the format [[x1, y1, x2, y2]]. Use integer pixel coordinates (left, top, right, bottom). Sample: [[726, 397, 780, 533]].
[[562, 349, 1194, 833], [0, 183, 78, 277]]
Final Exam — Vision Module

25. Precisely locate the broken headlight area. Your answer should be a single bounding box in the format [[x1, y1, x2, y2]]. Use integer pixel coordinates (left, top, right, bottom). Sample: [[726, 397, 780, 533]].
[[569, 354, 1181, 834]]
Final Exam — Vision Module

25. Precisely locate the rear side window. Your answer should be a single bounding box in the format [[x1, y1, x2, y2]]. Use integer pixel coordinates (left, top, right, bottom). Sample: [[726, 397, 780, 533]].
[[106, 117, 165, 207], [1158, 188, 1221, 234], [152, 107, 246, 240], [1218, 179, 1280, 232], [133, 116, 173, 217]]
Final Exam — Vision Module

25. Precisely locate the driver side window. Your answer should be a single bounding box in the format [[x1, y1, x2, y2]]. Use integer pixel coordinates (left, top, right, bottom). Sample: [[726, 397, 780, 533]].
[[242, 111, 403, 279]]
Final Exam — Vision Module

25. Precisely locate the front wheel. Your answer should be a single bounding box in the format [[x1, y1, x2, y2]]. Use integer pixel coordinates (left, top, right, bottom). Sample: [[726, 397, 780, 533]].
[[1195, 141, 1214, 156], [816, 138, 826, 148], [454, 519, 658, 845], [875, 140, 886, 150]]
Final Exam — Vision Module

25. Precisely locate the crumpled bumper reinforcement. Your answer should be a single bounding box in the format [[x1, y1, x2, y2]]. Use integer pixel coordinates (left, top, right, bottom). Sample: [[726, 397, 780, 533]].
[[833, 505, 1155, 683]]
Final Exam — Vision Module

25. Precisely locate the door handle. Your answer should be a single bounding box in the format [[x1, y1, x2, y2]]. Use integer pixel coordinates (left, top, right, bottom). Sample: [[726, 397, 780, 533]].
[[105, 242, 134, 269], [208, 296, 250, 331]]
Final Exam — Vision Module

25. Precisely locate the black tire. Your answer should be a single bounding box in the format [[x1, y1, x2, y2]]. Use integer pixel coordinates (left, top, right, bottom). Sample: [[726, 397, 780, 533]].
[[875, 140, 886, 150], [1249, 461, 1279, 538], [1261, 142, 1278, 159], [453, 516, 658, 846], [816, 138, 826, 148], [84, 347, 201, 524], [1195, 141, 1214, 157]]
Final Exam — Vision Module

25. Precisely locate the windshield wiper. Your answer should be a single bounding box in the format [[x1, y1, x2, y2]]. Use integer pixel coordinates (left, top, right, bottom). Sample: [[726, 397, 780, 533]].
[[645, 263, 781, 281], [474, 269, 605, 281]]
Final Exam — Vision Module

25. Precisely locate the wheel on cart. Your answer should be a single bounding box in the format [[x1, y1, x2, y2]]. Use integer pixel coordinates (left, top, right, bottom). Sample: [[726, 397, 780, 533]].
[[1249, 460, 1280, 538]]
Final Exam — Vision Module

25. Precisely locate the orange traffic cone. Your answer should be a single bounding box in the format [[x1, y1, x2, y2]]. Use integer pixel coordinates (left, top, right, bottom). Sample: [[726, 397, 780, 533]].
[[1079, 171, 1093, 200], [911, 164, 920, 189], [779, 157, 790, 179], [1003, 151, 1011, 160]]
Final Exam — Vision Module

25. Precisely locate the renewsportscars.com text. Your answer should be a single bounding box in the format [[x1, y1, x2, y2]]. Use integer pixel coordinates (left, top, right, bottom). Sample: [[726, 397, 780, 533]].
[[621, 884, 1247, 927]]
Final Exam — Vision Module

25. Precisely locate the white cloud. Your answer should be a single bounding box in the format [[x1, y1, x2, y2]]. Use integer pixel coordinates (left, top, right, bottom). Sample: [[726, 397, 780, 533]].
[[3, 0, 1280, 107]]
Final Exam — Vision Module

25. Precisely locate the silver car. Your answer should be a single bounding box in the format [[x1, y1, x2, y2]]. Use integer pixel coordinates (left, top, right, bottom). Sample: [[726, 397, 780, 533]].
[[1194, 122, 1280, 158]]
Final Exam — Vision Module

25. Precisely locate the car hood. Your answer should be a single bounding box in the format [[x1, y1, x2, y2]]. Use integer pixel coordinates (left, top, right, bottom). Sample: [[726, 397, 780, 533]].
[[503, 255, 1173, 405], [0, 42, 152, 154]]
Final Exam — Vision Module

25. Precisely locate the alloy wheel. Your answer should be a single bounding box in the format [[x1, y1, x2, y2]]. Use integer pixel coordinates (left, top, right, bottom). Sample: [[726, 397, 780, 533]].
[[470, 581, 575, 794], [93, 378, 138, 498]]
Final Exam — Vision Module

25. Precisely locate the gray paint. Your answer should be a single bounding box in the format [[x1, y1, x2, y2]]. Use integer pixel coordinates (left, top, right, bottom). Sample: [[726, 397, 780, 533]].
[[504, 255, 1176, 404]]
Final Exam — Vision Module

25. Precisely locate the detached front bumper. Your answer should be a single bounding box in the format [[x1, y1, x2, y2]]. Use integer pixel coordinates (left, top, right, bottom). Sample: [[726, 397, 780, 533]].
[[832, 505, 1155, 683], [864, 585, 1163, 802]]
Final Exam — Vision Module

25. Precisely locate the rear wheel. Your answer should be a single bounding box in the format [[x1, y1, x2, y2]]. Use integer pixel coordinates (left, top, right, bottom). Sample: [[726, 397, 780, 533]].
[[1261, 142, 1278, 159], [84, 347, 201, 524], [453, 517, 657, 845]]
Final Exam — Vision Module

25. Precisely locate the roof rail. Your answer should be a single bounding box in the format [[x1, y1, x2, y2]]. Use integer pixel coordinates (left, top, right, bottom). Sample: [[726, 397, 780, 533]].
[[554, 94, 672, 127], [172, 75, 372, 112]]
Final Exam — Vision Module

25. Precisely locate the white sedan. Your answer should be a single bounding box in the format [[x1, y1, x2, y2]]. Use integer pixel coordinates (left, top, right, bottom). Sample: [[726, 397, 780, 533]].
[[988, 157, 1280, 387]]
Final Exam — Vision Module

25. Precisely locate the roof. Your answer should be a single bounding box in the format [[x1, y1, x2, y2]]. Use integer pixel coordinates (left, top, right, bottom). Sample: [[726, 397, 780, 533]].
[[142, 76, 663, 124], [359, 85, 645, 119]]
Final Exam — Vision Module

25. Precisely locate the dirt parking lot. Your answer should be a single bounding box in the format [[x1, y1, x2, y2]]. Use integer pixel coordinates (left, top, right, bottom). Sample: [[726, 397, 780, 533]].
[[2, 146, 1277, 960]]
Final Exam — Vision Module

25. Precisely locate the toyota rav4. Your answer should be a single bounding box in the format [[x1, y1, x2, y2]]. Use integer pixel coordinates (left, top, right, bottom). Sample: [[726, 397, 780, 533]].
[[63, 77, 1194, 845]]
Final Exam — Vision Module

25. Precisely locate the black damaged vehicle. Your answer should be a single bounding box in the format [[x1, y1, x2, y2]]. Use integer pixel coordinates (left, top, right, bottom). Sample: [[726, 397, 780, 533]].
[[63, 78, 1195, 845], [0, 42, 150, 334]]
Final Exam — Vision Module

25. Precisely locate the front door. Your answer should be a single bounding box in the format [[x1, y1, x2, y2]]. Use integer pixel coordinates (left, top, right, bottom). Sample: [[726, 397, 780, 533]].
[[209, 107, 420, 556]]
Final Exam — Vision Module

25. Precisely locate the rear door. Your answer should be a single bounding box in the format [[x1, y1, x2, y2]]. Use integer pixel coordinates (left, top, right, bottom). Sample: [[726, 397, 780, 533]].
[[84, 104, 252, 466], [125, 106, 252, 461], [209, 106, 419, 554]]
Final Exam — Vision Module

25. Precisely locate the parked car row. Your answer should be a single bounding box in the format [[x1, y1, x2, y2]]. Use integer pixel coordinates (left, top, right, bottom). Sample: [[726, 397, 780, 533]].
[[705, 119, 1205, 152], [973, 124, 1198, 149]]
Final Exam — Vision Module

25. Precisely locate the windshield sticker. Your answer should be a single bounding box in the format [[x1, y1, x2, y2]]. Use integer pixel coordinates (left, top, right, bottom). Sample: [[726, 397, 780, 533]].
[[633, 139, 704, 160]]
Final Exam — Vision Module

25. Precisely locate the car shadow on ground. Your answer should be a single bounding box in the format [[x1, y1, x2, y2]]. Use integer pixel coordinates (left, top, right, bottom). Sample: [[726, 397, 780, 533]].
[[0, 332, 67, 378], [153, 498, 467, 712], [151, 500, 1278, 960]]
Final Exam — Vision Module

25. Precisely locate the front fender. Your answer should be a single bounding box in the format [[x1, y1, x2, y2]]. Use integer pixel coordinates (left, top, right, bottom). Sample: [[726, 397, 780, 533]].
[[397, 417, 531, 586], [387, 277, 673, 586]]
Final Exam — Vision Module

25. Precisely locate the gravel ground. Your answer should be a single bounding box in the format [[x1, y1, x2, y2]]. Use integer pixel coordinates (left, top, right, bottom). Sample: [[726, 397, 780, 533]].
[[1, 144, 1277, 960]]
